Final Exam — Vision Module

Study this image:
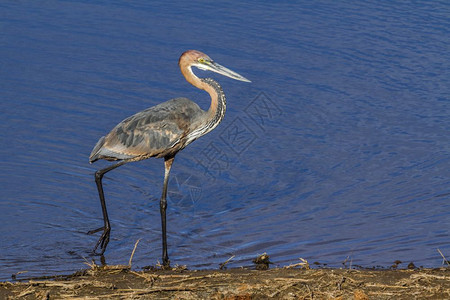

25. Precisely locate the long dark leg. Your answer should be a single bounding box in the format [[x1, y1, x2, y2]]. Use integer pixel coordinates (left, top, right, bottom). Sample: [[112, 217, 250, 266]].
[[88, 160, 127, 255], [161, 155, 175, 268]]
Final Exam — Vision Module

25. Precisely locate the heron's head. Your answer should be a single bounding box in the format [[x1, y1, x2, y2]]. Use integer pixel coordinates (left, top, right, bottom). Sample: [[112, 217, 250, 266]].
[[179, 50, 251, 83]]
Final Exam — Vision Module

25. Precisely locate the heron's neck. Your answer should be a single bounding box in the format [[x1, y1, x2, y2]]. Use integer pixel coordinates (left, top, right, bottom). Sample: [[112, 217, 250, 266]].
[[181, 65, 226, 131], [201, 78, 226, 128]]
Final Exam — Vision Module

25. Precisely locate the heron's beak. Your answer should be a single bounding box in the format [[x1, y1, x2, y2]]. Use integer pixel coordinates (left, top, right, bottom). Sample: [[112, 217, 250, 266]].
[[196, 61, 251, 83]]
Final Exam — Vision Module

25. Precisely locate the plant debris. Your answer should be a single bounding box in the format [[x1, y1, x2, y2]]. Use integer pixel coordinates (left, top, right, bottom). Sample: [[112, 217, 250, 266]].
[[252, 252, 272, 270], [2, 266, 450, 299]]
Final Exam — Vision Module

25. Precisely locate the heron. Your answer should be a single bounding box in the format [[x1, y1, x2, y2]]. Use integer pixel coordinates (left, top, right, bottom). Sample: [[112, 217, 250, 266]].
[[88, 50, 250, 267]]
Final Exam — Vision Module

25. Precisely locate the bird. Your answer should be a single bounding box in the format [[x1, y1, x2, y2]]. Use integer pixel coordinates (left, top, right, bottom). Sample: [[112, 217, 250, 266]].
[[88, 50, 251, 268]]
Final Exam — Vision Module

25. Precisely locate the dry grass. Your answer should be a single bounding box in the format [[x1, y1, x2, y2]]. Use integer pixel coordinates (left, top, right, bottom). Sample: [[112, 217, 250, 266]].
[[2, 247, 449, 299], [1, 267, 449, 299]]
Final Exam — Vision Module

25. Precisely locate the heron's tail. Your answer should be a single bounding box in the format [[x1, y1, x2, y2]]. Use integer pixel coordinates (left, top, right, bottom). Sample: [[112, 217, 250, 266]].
[[89, 136, 106, 163]]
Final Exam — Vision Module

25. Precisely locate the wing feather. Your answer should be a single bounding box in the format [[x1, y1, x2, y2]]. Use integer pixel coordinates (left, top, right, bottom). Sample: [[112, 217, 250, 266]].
[[89, 98, 205, 162]]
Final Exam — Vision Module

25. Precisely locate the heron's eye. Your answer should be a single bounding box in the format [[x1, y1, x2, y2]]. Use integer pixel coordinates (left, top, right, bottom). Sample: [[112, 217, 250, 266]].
[[198, 58, 207, 63]]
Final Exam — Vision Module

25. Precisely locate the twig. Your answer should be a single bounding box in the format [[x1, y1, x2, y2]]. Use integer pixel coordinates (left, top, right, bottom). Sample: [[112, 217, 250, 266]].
[[342, 255, 353, 269], [306, 283, 314, 300], [437, 248, 450, 266], [11, 270, 28, 280], [337, 276, 346, 290], [284, 258, 310, 269], [219, 255, 235, 270], [129, 239, 141, 267], [82, 256, 97, 269], [17, 286, 35, 297], [130, 271, 158, 285], [94, 287, 195, 298]]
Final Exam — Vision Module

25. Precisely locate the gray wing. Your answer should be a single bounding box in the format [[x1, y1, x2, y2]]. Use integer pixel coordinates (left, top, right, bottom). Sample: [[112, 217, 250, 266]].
[[90, 97, 205, 162]]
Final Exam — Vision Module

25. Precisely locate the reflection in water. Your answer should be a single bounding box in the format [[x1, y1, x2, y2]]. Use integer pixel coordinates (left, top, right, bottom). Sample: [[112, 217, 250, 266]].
[[1, 1, 449, 280]]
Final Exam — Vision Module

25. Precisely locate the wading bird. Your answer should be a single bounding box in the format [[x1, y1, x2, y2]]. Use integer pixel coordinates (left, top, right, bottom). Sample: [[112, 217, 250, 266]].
[[88, 50, 250, 267]]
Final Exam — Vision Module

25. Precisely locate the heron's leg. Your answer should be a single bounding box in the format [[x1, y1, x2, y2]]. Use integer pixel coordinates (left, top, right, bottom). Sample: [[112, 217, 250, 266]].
[[161, 155, 175, 268], [88, 160, 127, 255]]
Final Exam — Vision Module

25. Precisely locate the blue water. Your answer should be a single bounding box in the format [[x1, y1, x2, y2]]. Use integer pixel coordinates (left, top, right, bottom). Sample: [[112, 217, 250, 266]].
[[1, 1, 449, 280]]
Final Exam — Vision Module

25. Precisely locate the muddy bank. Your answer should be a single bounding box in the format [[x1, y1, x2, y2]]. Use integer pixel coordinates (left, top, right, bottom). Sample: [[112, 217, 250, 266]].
[[1, 265, 449, 299]]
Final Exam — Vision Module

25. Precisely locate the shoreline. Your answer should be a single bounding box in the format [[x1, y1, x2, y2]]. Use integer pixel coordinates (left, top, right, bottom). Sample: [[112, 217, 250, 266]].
[[2, 264, 449, 299]]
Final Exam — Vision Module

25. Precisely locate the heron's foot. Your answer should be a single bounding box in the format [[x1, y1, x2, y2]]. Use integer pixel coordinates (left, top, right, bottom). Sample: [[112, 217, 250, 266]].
[[161, 259, 171, 270], [87, 226, 110, 255]]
